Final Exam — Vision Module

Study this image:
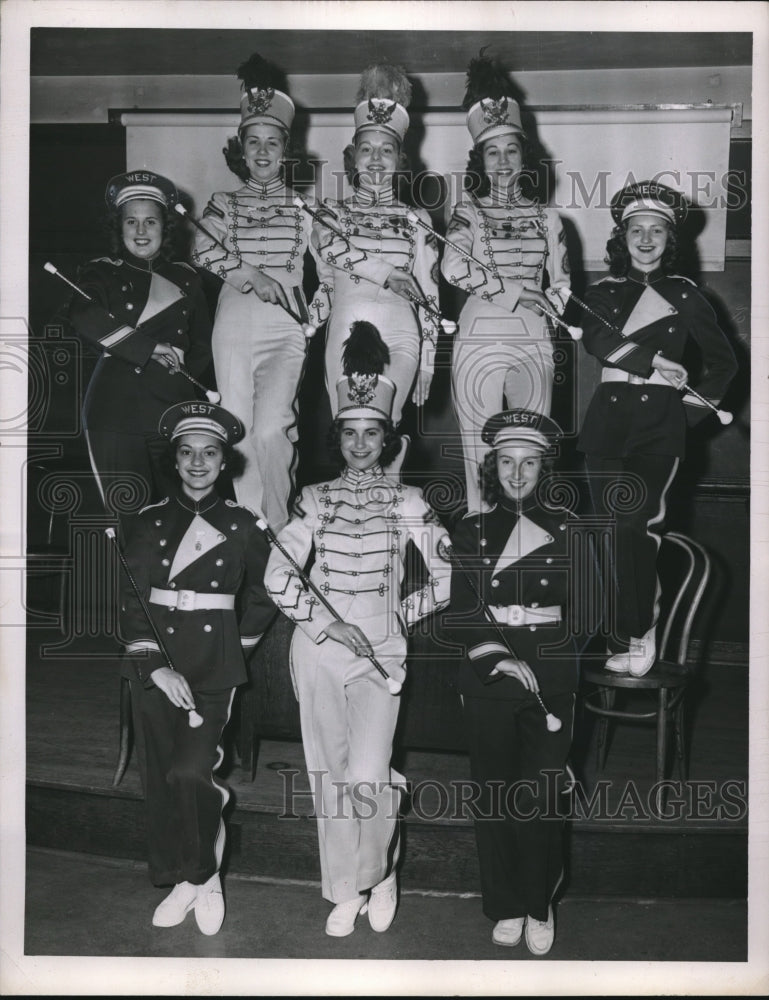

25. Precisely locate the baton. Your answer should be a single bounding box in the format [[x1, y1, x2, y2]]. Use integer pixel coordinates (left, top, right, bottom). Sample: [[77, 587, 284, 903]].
[[106, 527, 203, 728], [174, 204, 315, 337], [294, 195, 457, 335], [256, 518, 402, 696], [405, 211, 583, 341], [448, 546, 562, 732], [44, 261, 221, 402]]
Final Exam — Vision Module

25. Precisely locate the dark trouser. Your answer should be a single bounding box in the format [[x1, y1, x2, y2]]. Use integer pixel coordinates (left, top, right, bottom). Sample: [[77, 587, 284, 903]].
[[84, 427, 178, 516], [585, 453, 679, 650], [135, 684, 235, 887], [462, 693, 575, 923]]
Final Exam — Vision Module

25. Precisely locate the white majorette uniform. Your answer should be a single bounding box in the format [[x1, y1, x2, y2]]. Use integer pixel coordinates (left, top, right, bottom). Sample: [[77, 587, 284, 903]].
[[192, 65, 312, 533], [443, 61, 570, 513], [308, 66, 439, 425], [264, 362, 452, 912]]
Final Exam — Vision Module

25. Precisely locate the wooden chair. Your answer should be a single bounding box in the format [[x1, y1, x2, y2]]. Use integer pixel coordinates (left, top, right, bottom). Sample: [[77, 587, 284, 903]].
[[581, 532, 711, 815]]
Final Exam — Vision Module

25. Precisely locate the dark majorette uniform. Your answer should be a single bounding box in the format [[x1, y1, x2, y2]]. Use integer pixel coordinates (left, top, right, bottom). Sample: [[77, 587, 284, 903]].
[[120, 403, 275, 890], [578, 266, 737, 647], [445, 409, 594, 926], [71, 253, 212, 508]]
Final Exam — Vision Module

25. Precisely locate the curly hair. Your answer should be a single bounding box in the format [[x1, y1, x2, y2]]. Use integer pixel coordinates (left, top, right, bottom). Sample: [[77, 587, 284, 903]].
[[106, 202, 181, 260], [326, 417, 402, 472], [223, 130, 292, 183], [463, 135, 537, 200], [342, 137, 411, 190], [479, 448, 554, 506], [605, 221, 679, 277]]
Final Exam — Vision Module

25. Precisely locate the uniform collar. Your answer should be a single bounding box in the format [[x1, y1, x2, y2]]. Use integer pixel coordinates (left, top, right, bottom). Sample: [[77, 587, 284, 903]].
[[341, 464, 385, 486], [122, 250, 162, 274], [486, 184, 528, 208], [628, 265, 665, 286], [246, 176, 285, 198], [354, 183, 395, 208], [174, 489, 221, 516]]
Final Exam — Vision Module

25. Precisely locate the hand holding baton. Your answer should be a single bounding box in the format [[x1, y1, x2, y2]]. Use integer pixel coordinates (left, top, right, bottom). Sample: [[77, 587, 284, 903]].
[[174, 204, 316, 337], [447, 545, 562, 732], [256, 518, 402, 695], [405, 211, 583, 342], [44, 262, 221, 402], [293, 195, 457, 335], [105, 527, 203, 727]]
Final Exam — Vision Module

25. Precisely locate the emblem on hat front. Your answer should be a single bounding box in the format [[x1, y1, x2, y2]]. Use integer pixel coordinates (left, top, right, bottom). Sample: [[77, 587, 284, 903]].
[[248, 88, 275, 115], [346, 373, 379, 406], [481, 97, 510, 126], [367, 99, 397, 126]]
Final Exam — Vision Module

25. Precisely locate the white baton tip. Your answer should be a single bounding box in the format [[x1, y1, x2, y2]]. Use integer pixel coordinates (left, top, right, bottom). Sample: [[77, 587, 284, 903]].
[[256, 518, 268, 531], [43, 261, 57, 274], [174, 203, 187, 215], [205, 390, 222, 404], [546, 713, 563, 732], [718, 410, 734, 425], [441, 319, 458, 335], [568, 326, 583, 341], [188, 710, 204, 728], [292, 195, 305, 208], [304, 324, 317, 338], [386, 677, 403, 696], [405, 210, 419, 223], [105, 527, 116, 539]]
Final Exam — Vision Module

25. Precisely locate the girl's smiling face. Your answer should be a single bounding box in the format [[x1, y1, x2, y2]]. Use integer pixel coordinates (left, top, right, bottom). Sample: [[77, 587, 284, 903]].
[[624, 213, 671, 273], [496, 444, 543, 502], [241, 123, 286, 184], [481, 134, 524, 191], [339, 418, 385, 472], [175, 433, 225, 499], [121, 199, 163, 260], [354, 128, 400, 186]]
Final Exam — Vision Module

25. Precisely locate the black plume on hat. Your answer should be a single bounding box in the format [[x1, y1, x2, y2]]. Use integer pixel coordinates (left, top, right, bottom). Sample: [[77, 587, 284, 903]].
[[462, 47, 516, 110], [236, 52, 290, 95], [342, 321, 391, 377]]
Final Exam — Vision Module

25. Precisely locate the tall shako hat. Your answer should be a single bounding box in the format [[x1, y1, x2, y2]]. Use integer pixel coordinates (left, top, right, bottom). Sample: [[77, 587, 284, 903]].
[[482, 408, 562, 454], [159, 401, 245, 446], [353, 63, 412, 144], [335, 321, 395, 421], [105, 170, 179, 211], [611, 180, 688, 226], [463, 49, 525, 146], [237, 52, 295, 134]]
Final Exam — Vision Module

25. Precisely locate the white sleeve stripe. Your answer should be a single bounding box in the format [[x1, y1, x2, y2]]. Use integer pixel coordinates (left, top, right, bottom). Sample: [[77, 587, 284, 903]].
[[99, 325, 136, 348], [605, 342, 637, 363], [468, 642, 509, 660]]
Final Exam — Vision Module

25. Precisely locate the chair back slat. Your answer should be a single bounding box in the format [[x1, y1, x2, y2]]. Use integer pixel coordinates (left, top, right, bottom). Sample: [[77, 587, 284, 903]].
[[658, 532, 711, 666]]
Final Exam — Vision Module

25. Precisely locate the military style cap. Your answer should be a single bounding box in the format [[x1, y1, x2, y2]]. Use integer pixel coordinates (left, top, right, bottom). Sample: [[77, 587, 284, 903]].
[[610, 180, 688, 226], [335, 373, 396, 421], [482, 409, 562, 453], [466, 96, 525, 146], [105, 170, 179, 211], [353, 63, 411, 144], [159, 401, 245, 445], [353, 99, 410, 144], [239, 87, 295, 134]]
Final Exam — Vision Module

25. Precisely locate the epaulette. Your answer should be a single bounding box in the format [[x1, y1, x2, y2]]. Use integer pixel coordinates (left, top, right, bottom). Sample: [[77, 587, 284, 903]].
[[138, 497, 170, 515], [596, 275, 627, 284], [174, 262, 196, 274], [668, 274, 698, 287], [225, 498, 258, 517], [91, 256, 124, 267]]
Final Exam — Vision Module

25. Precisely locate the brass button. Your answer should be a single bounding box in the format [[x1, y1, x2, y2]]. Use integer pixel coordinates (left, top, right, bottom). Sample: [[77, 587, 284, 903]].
[[166, 626, 175, 634], [204, 624, 212, 633], [546, 557, 553, 564], [126, 303, 134, 311], [159, 539, 167, 547], [540, 579, 548, 586], [211, 581, 219, 588], [530, 625, 536, 632], [161, 558, 170, 567], [216, 558, 224, 566], [483, 558, 491, 565], [641, 394, 649, 402], [610, 395, 618, 402], [155, 519, 162, 526], [531, 602, 539, 609], [491, 579, 500, 588]]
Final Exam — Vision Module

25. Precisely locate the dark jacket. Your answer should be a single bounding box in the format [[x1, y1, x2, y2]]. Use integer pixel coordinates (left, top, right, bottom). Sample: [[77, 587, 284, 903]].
[[120, 490, 276, 691], [70, 253, 212, 434], [446, 496, 597, 701], [577, 267, 737, 458]]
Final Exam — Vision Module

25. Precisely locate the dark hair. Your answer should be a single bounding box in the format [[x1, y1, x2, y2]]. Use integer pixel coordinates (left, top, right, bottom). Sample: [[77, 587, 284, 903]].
[[463, 133, 537, 200], [343, 135, 410, 189], [605, 220, 679, 277], [106, 201, 180, 260], [479, 448, 554, 506], [326, 417, 401, 471], [223, 129, 292, 183], [160, 438, 247, 482]]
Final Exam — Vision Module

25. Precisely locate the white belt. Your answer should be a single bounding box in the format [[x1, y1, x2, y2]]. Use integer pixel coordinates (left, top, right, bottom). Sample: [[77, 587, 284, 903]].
[[488, 605, 562, 626], [149, 587, 235, 611], [602, 368, 671, 387]]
